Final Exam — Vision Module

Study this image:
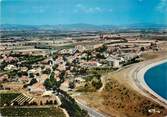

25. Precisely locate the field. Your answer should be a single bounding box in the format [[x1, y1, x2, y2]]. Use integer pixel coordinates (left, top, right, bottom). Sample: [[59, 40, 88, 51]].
[[0, 91, 20, 107], [0, 91, 66, 117], [1, 107, 65, 117]]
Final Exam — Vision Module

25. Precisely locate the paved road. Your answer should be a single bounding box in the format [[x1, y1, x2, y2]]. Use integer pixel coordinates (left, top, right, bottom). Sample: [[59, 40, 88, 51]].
[[76, 100, 105, 117]]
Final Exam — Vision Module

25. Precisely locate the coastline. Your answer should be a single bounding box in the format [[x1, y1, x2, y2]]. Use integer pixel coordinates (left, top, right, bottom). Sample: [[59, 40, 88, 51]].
[[75, 54, 167, 117], [135, 58, 167, 108]]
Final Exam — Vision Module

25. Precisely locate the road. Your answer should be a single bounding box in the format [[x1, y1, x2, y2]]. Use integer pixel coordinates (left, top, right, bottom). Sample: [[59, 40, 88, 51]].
[[50, 55, 105, 117], [75, 100, 105, 117]]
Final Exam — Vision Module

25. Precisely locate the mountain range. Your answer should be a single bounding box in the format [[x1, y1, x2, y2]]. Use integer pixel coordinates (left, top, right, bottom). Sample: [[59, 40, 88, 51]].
[[1, 23, 167, 31]]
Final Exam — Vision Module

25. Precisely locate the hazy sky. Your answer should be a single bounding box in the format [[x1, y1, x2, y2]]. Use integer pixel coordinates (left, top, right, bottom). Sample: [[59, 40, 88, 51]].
[[1, 0, 167, 25]]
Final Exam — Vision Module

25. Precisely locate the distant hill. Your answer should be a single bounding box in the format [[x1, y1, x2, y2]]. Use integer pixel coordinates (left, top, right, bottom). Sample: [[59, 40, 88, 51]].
[[125, 23, 167, 29], [1, 23, 167, 31]]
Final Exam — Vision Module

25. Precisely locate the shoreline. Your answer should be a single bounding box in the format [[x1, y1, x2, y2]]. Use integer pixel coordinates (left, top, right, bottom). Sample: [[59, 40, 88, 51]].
[[135, 58, 167, 108], [75, 56, 167, 117]]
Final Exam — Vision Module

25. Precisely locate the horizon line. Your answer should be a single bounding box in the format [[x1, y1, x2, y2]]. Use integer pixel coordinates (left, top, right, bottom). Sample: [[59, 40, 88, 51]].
[[1, 23, 167, 26]]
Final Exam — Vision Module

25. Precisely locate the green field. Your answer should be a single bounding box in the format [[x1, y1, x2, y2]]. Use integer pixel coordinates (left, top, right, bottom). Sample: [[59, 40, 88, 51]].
[[1, 107, 65, 117], [0, 91, 65, 117], [0, 91, 20, 107]]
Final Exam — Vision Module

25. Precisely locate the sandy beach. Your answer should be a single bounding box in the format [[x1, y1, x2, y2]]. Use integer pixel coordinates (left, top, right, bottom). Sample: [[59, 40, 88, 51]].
[[135, 59, 167, 108], [130, 58, 167, 108]]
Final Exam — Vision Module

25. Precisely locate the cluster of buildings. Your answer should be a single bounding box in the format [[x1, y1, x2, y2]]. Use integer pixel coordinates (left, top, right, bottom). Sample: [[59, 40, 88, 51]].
[[0, 34, 161, 98]]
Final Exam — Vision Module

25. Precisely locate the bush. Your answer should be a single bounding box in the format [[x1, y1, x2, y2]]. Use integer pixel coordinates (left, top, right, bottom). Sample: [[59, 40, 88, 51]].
[[29, 78, 37, 86], [92, 79, 102, 89]]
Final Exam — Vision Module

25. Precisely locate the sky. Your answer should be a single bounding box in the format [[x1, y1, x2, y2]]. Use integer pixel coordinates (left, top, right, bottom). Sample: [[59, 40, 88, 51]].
[[0, 0, 167, 25]]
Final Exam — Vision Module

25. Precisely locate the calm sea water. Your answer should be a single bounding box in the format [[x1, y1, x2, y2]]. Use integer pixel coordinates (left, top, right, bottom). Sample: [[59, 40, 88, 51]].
[[144, 62, 167, 100]]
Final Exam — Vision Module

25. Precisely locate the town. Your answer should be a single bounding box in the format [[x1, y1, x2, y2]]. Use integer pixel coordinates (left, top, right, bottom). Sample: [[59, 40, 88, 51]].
[[1, 29, 167, 117]]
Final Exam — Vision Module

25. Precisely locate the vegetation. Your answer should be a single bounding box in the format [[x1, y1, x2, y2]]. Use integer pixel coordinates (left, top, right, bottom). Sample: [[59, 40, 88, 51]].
[[76, 67, 114, 92], [0, 54, 46, 70], [52, 64, 58, 71], [18, 55, 46, 65], [42, 68, 51, 74], [95, 45, 107, 53], [103, 79, 165, 117], [29, 78, 38, 85], [0, 61, 7, 70], [140, 46, 145, 51], [96, 53, 106, 59], [123, 56, 140, 66], [1, 107, 65, 117], [0, 91, 65, 117], [35, 44, 75, 50], [4, 70, 18, 79], [59, 90, 89, 117], [81, 51, 93, 61], [89, 67, 114, 75], [77, 73, 102, 92], [44, 72, 60, 90], [0, 91, 20, 107], [68, 81, 75, 89]]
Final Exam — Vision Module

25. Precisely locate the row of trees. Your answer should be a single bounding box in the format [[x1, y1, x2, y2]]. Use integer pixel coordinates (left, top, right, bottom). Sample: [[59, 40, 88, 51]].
[[59, 90, 89, 117]]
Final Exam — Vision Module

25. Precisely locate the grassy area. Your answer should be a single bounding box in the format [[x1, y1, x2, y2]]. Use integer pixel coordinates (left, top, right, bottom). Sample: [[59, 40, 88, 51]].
[[3, 69, 19, 79], [0, 54, 46, 69], [76, 74, 102, 92], [18, 55, 45, 64], [88, 67, 114, 75], [76, 67, 114, 92], [0, 91, 20, 107], [35, 44, 75, 50], [58, 44, 75, 49], [1, 107, 65, 117]]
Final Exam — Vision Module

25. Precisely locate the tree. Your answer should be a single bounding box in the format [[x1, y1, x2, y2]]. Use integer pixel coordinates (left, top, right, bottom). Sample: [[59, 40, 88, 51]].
[[52, 64, 58, 71], [42, 68, 51, 74], [96, 45, 107, 52], [96, 53, 105, 59], [17, 71, 22, 77], [36, 73, 40, 76], [29, 78, 37, 86], [0, 61, 7, 70], [140, 47, 145, 51], [69, 81, 75, 89], [44, 72, 59, 90], [29, 73, 34, 78], [44, 79, 52, 89], [79, 68, 87, 75]]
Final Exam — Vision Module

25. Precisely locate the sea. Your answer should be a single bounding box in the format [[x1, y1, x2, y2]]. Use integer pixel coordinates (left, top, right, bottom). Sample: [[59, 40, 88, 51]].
[[144, 62, 167, 100]]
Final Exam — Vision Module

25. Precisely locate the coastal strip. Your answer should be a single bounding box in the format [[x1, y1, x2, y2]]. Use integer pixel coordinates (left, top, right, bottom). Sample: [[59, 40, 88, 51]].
[[135, 59, 167, 108]]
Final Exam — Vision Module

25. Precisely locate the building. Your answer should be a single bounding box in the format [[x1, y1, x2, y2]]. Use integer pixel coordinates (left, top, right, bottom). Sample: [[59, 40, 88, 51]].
[[29, 83, 46, 95], [106, 55, 124, 68], [81, 61, 102, 67], [4, 64, 17, 71]]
